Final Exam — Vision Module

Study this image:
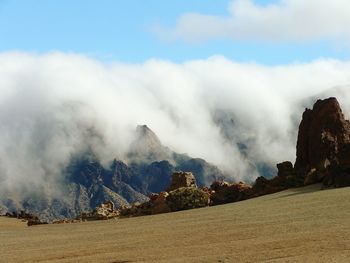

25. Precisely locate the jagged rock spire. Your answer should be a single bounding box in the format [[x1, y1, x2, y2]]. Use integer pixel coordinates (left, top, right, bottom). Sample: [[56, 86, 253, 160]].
[[294, 97, 350, 180]]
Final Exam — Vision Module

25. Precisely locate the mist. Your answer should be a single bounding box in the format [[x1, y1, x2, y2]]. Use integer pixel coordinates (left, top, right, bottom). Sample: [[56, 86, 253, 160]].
[[0, 52, 350, 197]]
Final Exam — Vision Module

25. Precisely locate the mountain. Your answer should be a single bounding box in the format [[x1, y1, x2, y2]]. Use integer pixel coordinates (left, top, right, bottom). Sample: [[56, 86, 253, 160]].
[[0, 125, 227, 221], [128, 125, 173, 163]]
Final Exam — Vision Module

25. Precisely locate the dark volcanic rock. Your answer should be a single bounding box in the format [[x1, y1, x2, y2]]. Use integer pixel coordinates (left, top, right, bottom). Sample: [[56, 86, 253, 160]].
[[277, 161, 294, 178], [294, 97, 350, 187], [175, 157, 225, 187], [149, 192, 171, 215], [134, 160, 174, 194], [250, 161, 301, 196], [210, 181, 252, 205]]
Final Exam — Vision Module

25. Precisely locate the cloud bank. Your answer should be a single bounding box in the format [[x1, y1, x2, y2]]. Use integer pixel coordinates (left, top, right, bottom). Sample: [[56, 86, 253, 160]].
[[0, 52, 350, 195], [156, 0, 350, 43]]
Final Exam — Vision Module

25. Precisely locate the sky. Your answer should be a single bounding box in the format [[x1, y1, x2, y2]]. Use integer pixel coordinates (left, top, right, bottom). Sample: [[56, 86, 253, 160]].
[[0, 0, 349, 64], [1, 0, 350, 203]]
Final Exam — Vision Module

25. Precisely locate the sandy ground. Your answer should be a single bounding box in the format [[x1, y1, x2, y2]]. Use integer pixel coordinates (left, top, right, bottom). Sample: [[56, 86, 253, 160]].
[[1, 184, 350, 263]]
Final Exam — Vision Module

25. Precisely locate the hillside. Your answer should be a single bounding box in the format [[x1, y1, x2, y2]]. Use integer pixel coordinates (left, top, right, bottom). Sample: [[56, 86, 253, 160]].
[[0, 125, 226, 221], [2, 184, 350, 263]]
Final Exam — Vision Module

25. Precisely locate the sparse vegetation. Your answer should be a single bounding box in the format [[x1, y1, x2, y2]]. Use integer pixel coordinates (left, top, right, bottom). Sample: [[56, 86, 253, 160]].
[[166, 187, 209, 211]]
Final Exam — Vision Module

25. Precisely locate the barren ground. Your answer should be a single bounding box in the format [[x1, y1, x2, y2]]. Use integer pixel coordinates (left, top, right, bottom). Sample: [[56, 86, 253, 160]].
[[1, 184, 350, 262]]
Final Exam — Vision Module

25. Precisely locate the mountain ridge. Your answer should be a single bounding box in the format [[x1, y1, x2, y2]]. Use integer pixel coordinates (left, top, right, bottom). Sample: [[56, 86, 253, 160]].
[[0, 125, 227, 221]]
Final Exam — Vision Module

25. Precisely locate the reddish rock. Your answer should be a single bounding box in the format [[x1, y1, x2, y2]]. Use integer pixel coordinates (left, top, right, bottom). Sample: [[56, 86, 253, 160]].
[[210, 181, 252, 205], [149, 193, 159, 202], [167, 172, 197, 192], [295, 98, 350, 182], [251, 161, 299, 196], [201, 187, 215, 205], [151, 191, 171, 214], [80, 201, 119, 220], [252, 176, 285, 196]]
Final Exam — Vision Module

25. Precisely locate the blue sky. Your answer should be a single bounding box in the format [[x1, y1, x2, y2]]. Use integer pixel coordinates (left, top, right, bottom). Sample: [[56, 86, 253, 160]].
[[0, 0, 348, 64]]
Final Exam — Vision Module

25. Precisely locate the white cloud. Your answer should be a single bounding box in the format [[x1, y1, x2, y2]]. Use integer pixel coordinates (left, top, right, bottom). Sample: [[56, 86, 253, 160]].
[[156, 0, 350, 43], [0, 52, 350, 195]]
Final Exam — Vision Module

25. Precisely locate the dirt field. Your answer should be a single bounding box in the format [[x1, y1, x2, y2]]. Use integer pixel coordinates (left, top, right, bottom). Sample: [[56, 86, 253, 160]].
[[1, 184, 350, 262]]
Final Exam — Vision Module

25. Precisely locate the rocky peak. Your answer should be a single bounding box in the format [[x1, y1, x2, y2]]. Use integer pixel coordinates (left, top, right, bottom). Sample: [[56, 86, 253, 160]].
[[135, 125, 162, 148], [128, 125, 171, 163]]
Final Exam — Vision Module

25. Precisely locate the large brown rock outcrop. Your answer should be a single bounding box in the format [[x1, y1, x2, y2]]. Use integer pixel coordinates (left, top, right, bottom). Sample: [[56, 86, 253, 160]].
[[294, 97, 350, 187]]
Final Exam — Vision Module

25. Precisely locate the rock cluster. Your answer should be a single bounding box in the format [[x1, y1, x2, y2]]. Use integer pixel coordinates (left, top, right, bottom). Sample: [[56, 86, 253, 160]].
[[249, 97, 350, 193], [120, 171, 210, 217], [119, 191, 171, 217], [5, 211, 48, 226], [272, 97, 350, 188], [15, 97, 350, 224], [80, 201, 119, 220], [210, 181, 252, 205], [294, 98, 350, 187]]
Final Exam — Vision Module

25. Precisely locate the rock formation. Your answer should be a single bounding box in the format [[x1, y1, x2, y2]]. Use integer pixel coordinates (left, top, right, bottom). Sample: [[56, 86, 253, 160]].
[[5, 211, 48, 226], [80, 201, 119, 221], [249, 97, 350, 190], [8, 98, 350, 222], [0, 124, 226, 221], [210, 181, 252, 205], [166, 187, 209, 211], [149, 192, 171, 214], [119, 171, 207, 217], [293, 97, 350, 187], [167, 172, 197, 192]]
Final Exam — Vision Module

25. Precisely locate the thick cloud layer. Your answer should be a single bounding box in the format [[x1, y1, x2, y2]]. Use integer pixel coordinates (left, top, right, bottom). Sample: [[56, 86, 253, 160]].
[[157, 0, 350, 43], [0, 52, 349, 194]]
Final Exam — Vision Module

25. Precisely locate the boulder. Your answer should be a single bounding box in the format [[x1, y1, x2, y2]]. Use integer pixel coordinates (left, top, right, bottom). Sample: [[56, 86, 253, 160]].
[[151, 191, 171, 214], [166, 187, 209, 211], [210, 181, 252, 205], [167, 172, 197, 192], [277, 161, 294, 178], [251, 169, 296, 196]]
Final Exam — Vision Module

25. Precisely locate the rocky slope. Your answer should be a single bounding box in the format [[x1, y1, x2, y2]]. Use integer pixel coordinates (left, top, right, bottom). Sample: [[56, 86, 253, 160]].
[[0, 125, 226, 221]]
